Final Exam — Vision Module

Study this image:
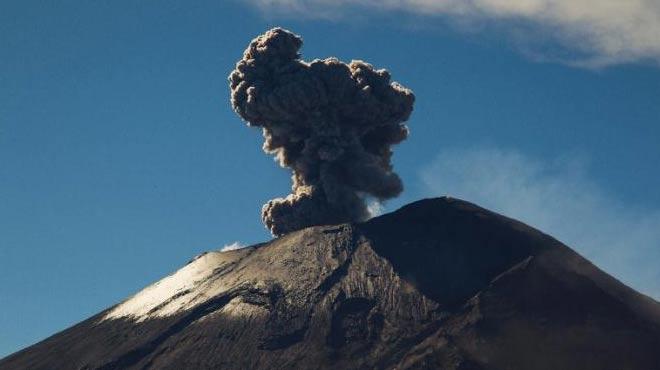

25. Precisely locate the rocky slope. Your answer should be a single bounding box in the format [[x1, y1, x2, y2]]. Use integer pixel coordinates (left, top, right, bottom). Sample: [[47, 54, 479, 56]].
[[2, 197, 659, 370]]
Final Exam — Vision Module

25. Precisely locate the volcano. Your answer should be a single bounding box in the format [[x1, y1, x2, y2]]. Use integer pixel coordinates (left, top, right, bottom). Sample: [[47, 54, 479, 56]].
[[2, 197, 659, 370]]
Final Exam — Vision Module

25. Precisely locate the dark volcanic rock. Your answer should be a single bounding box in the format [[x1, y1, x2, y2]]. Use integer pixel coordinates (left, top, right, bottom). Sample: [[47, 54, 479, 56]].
[[2, 197, 659, 370]]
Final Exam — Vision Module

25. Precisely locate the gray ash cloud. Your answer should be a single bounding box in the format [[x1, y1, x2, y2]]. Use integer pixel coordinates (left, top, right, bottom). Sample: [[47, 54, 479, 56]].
[[229, 28, 414, 236]]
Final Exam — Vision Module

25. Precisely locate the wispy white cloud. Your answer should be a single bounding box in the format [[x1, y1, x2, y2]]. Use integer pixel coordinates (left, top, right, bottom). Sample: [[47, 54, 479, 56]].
[[367, 199, 385, 218], [421, 147, 660, 299], [248, 0, 660, 67], [220, 241, 246, 252]]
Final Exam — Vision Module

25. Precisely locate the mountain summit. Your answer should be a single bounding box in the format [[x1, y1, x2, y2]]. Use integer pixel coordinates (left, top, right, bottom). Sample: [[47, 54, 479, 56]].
[[2, 197, 659, 369]]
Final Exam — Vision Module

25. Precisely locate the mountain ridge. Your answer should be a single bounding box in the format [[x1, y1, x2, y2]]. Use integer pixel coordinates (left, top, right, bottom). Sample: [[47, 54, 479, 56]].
[[2, 197, 659, 370]]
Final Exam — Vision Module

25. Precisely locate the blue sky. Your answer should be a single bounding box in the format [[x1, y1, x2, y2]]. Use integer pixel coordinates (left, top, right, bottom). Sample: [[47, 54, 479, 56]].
[[1, 0, 659, 358]]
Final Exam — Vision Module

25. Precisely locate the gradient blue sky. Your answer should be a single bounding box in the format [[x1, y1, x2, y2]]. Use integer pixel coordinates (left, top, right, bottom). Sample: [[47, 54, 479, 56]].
[[2, 0, 659, 357]]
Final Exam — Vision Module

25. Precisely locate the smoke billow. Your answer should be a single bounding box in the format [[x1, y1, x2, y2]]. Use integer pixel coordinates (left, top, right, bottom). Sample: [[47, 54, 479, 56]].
[[229, 28, 414, 236]]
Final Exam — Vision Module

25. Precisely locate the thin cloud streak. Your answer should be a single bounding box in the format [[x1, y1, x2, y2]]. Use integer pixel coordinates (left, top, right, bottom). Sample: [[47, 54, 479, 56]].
[[421, 147, 660, 299], [220, 242, 246, 252], [248, 0, 660, 67]]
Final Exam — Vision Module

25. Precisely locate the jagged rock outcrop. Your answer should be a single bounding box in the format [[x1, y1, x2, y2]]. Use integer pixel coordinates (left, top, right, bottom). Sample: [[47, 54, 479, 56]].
[[2, 197, 659, 370]]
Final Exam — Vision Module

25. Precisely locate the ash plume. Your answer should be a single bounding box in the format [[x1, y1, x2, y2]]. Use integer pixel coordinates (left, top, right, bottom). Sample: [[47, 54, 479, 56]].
[[229, 28, 414, 236]]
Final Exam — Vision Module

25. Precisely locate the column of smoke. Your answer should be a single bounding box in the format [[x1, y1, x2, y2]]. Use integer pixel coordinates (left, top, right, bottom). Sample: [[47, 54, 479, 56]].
[[229, 28, 415, 236]]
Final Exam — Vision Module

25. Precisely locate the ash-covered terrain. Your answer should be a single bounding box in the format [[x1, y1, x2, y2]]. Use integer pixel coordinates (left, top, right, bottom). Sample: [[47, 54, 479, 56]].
[[2, 197, 659, 370]]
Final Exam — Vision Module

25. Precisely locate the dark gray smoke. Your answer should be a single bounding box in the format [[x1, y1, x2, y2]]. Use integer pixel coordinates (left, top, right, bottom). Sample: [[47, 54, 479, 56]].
[[229, 28, 414, 236]]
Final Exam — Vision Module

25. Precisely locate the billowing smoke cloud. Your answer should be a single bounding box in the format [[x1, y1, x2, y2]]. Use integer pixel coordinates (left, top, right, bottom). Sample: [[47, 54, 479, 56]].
[[229, 28, 414, 236]]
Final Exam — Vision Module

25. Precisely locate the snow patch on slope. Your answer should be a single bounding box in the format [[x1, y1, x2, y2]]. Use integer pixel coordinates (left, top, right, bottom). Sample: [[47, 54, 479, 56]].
[[102, 248, 247, 322]]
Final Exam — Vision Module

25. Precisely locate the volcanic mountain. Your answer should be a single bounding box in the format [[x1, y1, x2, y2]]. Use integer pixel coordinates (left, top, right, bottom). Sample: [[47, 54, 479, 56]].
[[2, 197, 659, 370]]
